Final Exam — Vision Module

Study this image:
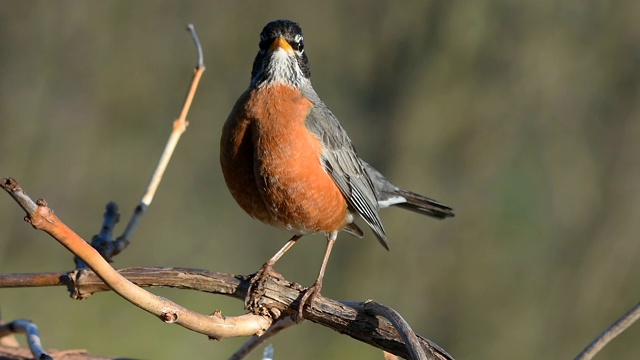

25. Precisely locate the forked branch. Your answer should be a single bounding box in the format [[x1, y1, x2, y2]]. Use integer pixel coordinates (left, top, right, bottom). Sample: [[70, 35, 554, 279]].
[[80, 24, 207, 265], [1, 177, 272, 340]]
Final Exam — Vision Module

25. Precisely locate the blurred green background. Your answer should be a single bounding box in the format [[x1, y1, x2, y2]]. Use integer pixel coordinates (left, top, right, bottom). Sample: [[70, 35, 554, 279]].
[[1, 1, 639, 359]]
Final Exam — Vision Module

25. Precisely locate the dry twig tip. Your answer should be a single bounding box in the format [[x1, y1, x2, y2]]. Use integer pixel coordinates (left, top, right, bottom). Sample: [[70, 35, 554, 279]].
[[187, 24, 205, 70]]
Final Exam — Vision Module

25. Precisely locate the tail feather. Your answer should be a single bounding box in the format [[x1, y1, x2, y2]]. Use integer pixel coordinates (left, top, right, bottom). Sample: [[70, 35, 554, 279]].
[[394, 188, 455, 219], [359, 158, 455, 220]]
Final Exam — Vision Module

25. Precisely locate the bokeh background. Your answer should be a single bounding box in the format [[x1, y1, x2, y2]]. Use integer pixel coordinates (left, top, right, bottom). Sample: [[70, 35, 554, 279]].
[[1, 1, 639, 359]]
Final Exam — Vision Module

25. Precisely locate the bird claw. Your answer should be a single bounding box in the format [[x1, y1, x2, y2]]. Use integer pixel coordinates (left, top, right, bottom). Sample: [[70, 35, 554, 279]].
[[245, 263, 283, 315], [296, 281, 322, 321]]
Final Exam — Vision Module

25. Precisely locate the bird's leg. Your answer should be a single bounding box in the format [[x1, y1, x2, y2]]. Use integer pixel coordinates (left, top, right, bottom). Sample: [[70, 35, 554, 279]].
[[246, 234, 302, 313], [252, 234, 301, 282], [297, 231, 338, 320]]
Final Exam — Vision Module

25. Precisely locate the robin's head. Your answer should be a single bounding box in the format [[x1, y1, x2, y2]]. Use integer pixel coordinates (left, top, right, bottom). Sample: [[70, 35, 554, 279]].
[[250, 20, 311, 88]]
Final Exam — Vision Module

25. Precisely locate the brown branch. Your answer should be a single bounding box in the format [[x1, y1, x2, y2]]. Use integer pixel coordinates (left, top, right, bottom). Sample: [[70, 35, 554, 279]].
[[0, 268, 240, 299], [574, 300, 640, 360], [363, 300, 428, 360], [0, 273, 67, 288], [1, 178, 272, 340], [0, 266, 453, 360]]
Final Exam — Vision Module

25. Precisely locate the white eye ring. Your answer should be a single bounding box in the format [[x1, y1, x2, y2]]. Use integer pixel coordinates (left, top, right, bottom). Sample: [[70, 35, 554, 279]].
[[294, 34, 303, 43]]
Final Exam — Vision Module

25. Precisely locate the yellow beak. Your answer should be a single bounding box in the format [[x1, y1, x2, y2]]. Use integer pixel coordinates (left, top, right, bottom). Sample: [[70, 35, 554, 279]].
[[271, 35, 293, 52]]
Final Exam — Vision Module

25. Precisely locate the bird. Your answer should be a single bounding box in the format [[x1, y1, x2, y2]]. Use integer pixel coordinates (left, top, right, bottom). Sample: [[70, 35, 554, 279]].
[[220, 19, 454, 318]]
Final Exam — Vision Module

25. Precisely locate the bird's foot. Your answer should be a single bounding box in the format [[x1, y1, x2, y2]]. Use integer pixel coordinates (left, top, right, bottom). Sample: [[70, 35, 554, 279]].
[[296, 280, 322, 321], [245, 262, 283, 315]]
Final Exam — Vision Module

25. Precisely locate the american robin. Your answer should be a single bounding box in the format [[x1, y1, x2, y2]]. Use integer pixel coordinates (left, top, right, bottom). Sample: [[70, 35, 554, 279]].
[[220, 19, 454, 317]]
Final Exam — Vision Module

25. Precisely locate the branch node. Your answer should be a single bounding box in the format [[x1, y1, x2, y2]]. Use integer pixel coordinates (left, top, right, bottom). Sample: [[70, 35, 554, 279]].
[[1, 177, 17, 190], [173, 118, 189, 133], [160, 312, 178, 323]]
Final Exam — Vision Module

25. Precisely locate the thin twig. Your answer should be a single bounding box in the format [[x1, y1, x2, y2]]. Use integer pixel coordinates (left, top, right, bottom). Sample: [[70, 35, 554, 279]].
[[187, 24, 205, 70], [574, 300, 640, 360], [138, 25, 205, 207], [364, 300, 428, 360], [75, 202, 121, 268], [345, 300, 454, 360], [0, 178, 37, 216], [116, 24, 206, 251], [229, 316, 296, 360], [0, 272, 67, 288], [0, 320, 52, 360]]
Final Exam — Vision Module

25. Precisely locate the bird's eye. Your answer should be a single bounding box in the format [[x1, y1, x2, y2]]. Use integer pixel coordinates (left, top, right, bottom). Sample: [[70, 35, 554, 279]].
[[293, 39, 304, 53]]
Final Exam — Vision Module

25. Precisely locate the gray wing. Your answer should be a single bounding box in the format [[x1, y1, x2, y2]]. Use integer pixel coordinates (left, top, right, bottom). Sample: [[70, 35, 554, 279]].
[[303, 91, 388, 249]]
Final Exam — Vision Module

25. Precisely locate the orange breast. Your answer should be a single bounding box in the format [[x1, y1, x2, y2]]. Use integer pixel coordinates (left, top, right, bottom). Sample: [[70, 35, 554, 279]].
[[220, 85, 348, 234]]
